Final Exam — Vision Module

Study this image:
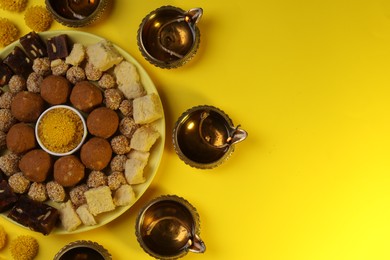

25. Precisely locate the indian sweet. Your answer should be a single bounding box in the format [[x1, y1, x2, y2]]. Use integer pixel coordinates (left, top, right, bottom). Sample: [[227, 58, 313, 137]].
[[37, 107, 84, 154], [69, 184, 88, 207], [86, 40, 123, 71], [6, 122, 36, 154], [32, 57, 51, 76], [107, 171, 126, 191], [70, 81, 103, 112], [40, 75, 71, 105], [87, 170, 107, 188], [76, 204, 96, 226], [0, 131, 6, 149], [27, 182, 48, 202], [130, 125, 160, 152], [84, 61, 102, 81], [8, 74, 27, 93], [0, 108, 16, 132], [26, 72, 43, 93], [84, 186, 115, 216], [66, 66, 86, 84], [114, 60, 145, 99], [47, 34, 72, 60], [113, 184, 135, 207], [19, 31, 48, 60], [54, 155, 85, 187], [0, 92, 14, 109], [124, 150, 150, 185], [119, 99, 133, 117], [98, 73, 116, 89], [110, 135, 131, 155], [59, 200, 82, 232], [10, 235, 39, 260], [0, 152, 20, 176], [8, 172, 30, 194], [104, 88, 123, 110], [46, 181, 66, 202], [19, 149, 52, 182], [110, 154, 127, 172], [51, 58, 69, 76], [3, 46, 32, 78], [80, 137, 112, 170], [7, 195, 59, 235], [0, 180, 18, 212], [65, 43, 86, 66], [119, 116, 138, 138], [11, 91, 44, 122], [133, 93, 163, 124], [87, 107, 119, 138], [0, 61, 13, 86]]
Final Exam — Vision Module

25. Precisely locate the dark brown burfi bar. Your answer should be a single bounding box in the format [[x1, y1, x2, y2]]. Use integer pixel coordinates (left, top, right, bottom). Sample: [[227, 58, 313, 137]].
[[0, 180, 18, 212], [3, 46, 33, 78], [0, 60, 13, 86], [19, 31, 48, 60], [46, 34, 72, 60], [8, 195, 59, 235]]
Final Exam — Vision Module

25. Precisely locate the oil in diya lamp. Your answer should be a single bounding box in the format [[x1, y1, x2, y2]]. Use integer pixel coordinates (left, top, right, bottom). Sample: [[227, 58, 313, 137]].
[[45, 0, 111, 27], [53, 240, 112, 260], [173, 105, 248, 169], [137, 6, 203, 69], [135, 195, 206, 259]]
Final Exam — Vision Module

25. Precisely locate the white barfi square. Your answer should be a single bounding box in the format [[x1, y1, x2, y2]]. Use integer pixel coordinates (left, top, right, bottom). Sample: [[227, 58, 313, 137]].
[[130, 125, 159, 152], [133, 93, 163, 124], [84, 186, 115, 216], [59, 200, 82, 232], [113, 184, 136, 206], [86, 40, 123, 71], [76, 204, 97, 226]]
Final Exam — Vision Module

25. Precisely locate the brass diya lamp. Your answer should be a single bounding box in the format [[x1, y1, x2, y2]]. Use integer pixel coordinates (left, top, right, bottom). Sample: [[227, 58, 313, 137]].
[[135, 195, 206, 259], [45, 0, 111, 27], [173, 105, 248, 169], [137, 6, 203, 68], [53, 240, 112, 260]]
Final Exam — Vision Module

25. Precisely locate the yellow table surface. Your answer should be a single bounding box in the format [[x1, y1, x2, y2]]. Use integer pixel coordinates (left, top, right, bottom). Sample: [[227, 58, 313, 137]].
[[2, 0, 390, 259]]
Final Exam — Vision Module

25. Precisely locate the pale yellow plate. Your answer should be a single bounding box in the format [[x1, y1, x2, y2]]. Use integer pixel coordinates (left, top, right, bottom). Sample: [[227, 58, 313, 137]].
[[0, 30, 165, 234]]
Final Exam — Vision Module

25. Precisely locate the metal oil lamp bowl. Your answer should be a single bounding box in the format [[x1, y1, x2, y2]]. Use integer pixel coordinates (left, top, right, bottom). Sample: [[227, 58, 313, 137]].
[[173, 105, 248, 169], [137, 6, 203, 69], [45, 0, 111, 27], [53, 240, 112, 260], [135, 195, 206, 259]]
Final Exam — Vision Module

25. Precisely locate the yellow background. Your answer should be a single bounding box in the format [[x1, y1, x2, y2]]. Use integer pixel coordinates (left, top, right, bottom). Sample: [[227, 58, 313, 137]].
[[2, 0, 390, 259]]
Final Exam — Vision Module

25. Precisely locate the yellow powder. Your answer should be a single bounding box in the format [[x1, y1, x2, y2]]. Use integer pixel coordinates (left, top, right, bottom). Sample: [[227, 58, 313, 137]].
[[38, 108, 84, 153]]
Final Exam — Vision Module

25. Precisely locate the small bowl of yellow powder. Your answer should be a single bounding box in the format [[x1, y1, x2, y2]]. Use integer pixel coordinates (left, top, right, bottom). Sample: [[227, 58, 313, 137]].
[[36, 105, 87, 156]]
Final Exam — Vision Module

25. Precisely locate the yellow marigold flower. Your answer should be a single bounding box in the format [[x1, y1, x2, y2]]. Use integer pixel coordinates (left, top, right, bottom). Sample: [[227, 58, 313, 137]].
[[10, 235, 39, 260], [0, 17, 19, 47], [24, 5, 53, 32], [0, 225, 7, 250], [0, 0, 27, 12]]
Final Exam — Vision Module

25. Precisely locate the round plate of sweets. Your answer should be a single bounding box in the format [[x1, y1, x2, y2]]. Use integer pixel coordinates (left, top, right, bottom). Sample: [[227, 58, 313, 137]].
[[0, 30, 165, 234]]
